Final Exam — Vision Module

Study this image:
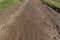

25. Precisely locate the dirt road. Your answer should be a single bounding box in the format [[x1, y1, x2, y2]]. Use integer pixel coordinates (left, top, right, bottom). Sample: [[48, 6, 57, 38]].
[[0, 0, 60, 40]]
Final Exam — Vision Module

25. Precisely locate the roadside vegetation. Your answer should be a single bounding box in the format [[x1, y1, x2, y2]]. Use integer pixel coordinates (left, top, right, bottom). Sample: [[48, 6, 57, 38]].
[[43, 0, 60, 13], [0, 0, 21, 12]]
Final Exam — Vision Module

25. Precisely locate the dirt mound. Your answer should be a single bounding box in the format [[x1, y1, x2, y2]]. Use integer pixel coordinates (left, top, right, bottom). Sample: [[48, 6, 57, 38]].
[[0, 0, 60, 40]]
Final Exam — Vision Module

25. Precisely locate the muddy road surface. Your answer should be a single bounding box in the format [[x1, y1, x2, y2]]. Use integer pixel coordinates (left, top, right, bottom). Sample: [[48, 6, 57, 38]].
[[0, 0, 60, 40]]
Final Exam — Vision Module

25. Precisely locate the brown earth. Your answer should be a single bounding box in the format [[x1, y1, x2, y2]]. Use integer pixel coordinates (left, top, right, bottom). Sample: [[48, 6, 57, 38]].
[[0, 0, 60, 40]]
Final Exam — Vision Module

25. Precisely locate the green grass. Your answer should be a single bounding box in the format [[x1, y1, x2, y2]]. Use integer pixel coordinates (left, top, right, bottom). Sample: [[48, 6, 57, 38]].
[[43, 0, 60, 12], [0, 0, 22, 12]]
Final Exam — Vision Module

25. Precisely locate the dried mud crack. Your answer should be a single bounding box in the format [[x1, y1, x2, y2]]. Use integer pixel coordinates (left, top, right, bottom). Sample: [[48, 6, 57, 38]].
[[0, 0, 60, 40]]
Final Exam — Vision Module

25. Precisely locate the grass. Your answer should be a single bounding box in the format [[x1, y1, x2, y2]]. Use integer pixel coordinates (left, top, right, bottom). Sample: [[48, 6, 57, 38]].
[[43, 0, 60, 12], [0, 0, 22, 12]]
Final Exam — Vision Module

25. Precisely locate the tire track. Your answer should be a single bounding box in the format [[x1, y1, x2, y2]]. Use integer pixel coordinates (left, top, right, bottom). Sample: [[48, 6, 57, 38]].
[[43, 2, 60, 35], [0, 0, 60, 40], [0, 0, 29, 40]]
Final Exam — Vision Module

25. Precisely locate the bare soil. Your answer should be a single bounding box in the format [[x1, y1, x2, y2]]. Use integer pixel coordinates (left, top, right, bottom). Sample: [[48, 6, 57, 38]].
[[0, 0, 60, 40]]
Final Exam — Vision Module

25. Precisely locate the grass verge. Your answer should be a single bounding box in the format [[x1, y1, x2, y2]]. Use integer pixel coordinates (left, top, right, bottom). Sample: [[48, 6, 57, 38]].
[[0, 0, 22, 12], [43, 0, 60, 13]]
